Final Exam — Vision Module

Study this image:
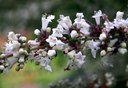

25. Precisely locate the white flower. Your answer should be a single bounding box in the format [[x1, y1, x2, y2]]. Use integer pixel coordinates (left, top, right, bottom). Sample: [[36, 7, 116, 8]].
[[47, 50, 56, 57], [116, 11, 124, 19], [70, 30, 78, 38], [40, 57, 52, 72], [58, 15, 72, 30], [57, 24, 69, 34], [118, 48, 127, 54], [44, 65, 52, 72], [104, 21, 114, 32], [52, 28, 63, 37], [74, 52, 85, 66], [55, 40, 65, 50], [8, 32, 18, 41], [92, 10, 102, 25], [41, 15, 55, 31], [34, 29, 40, 35], [76, 13, 84, 18], [74, 13, 85, 29], [67, 50, 76, 59], [99, 32, 107, 40], [5, 42, 13, 51], [80, 21, 90, 35], [87, 40, 100, 58], [65, 52, 85, 70], [5, 41, 20, 52], [46, 35, 58, 47], [12, 41, 21, 50]]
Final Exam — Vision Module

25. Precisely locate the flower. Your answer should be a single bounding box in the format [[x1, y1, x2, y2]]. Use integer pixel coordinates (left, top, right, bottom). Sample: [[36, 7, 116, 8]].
[[8, 32, 18, 41], [74, 52, 85, 66], [80, 22, 90, 36], [58, 15, 72, 30], [74, 13, 85, 29], [46, 35, 58, 47], [41, 15, 55, 31], [52, 28, 63, 37], [28, 40, 40, 48], [87, 40, 100, 58], [40, 57, 52, 72], [55, 40, 65, 50], [92, 10, 102, 25], [104, 21, 114, 32]]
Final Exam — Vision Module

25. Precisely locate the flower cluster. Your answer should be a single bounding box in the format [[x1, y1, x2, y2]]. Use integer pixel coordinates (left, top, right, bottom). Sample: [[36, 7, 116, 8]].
[[0, 10, 128, 73]]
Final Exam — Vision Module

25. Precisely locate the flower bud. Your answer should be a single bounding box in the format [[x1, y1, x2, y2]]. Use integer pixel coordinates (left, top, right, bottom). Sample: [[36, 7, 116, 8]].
[[107, 47, 113, 52], [46, 27, 51, 33], [34, 29, 40, 35], [19, 36, 27, 42], [47, 50, 56, 57], [70, 30, 78, 38], [121, 42, 127, 48], [116, 11, 124, 19], [19, 48, 24, 54], [100, 50, 106, 56], [0, 65, 5, 70], [99, 32, 107, 40], [18, 56, 25, 63]]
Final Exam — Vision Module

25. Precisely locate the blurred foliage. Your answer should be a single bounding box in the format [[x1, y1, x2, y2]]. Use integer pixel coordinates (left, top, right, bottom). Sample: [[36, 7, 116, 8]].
[[0, 0, 128, 33]]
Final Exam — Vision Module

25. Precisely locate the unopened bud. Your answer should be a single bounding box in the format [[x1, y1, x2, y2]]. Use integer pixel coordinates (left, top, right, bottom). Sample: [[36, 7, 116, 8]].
[[100, 50, 106, 56], [34, 29, 40, 35], [46, 27, 51, 33], [0, 65, 5, 70], [47, 50, 56, 57], [70, 30, 78, 38], [19, 36, 27, 42], [99, 32, 107, 40], [121, 42, 127, 48], [107, 47, 113, 52]]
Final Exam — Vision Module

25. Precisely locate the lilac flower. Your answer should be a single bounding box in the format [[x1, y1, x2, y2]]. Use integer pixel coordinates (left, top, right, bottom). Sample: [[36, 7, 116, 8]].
[[46, 35, 58, 47], [40, 57, 52, 72], [58, 15, 72, 30], [74, 13, 85, 29], [74, 52, 85, 66], [92, 10, 102, 25], [51, 28, 63, 37], [8, 32, 18, 41], [104, 21, 114, 32], [87, 40, 100, 58], [55, 40, 65, 50], [41, 15, 55, 31]]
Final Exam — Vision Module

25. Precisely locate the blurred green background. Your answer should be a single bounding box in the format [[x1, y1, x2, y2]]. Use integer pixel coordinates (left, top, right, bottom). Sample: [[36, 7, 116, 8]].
[[0, 0, 128, 88]]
